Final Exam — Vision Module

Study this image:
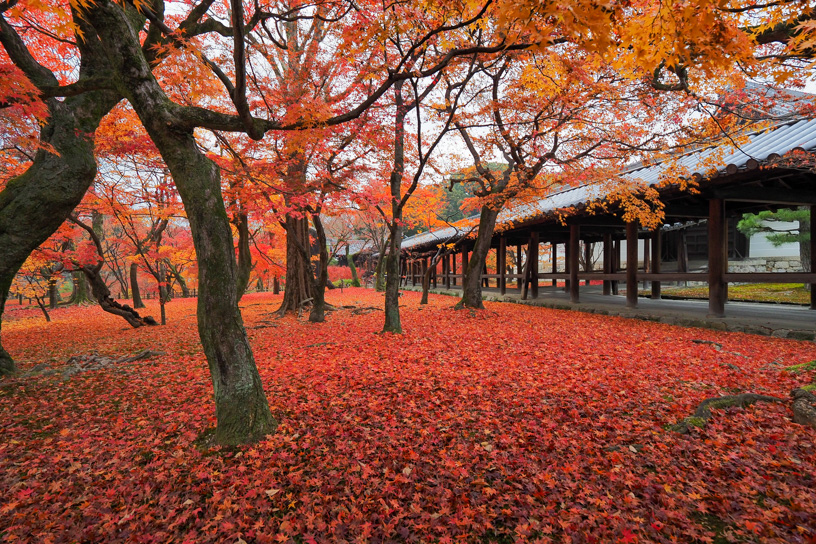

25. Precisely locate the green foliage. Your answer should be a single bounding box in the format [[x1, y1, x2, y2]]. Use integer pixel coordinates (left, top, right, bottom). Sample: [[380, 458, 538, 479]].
[[737, 208, 810, 247], [783, 360, 816, 374], [440, 181, 475, 223]]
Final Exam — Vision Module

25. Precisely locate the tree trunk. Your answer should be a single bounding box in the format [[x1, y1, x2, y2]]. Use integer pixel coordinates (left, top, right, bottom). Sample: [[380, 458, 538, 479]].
[[374, 247, 387, 291], [130, 262, 145, 309], [48, 277, 59, 309], [168, 264, 190, 297], [383, 225, 403, 332], [273, 275, 280, 294], [0, 17, 120, 376], [457, 206, 501, 309], [347, 245, 361, 287], [83, 265, 157, 327], [277, 214, 313, 315], [235, 212, 252, 301], [88, 1, 274, 445], [73, 270, 92, 304], [308, 214, 329, 323]]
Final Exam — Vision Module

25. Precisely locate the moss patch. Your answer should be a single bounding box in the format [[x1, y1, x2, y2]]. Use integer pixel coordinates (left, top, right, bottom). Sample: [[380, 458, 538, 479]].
[[783, 361, 816, 374]]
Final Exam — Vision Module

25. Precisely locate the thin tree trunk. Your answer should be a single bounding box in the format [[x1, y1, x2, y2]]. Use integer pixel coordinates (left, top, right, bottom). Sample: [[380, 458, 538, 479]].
[[168, 263, 190, 297], [236, 212, 252, 300], [383, 82, 408, 333], [457, 206, 501, 309], [131, 262, 145, 309], [89, 1, 273, 445], [34, 296, 50, 322], [273, 275, 280, 294]]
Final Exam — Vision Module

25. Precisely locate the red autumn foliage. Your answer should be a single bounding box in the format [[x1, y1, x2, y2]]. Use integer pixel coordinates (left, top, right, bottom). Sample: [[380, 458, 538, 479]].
[[1, 290, 815, 543], [326, 266, 353, 283]]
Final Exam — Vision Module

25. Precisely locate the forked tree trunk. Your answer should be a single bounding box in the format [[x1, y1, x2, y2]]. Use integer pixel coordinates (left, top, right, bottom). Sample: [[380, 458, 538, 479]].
[[457, 206, 501, 309], [277, 214, 313, 315], [130, 262, 145, 309], [89, 1, 274, 445], [0, 41, 119, 375]]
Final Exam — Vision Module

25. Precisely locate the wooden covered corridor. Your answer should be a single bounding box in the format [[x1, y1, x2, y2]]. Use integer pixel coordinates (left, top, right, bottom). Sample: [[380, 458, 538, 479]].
[[401, 118, 816, 317]]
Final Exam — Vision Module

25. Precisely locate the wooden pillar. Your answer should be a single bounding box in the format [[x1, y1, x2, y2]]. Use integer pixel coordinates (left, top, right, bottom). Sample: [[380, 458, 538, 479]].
[[462, 248, 469, 287], [651, 229, 662, 300], [444, 254, 451, 289], [413, 260, 418, 286], [499, 236, 507, 295], [642, 235, 650, 290], [552, 243, 558, 287], [432, 257, 437, 289], [564, 239, 570, 293], [626, 221, 638, 308], [569, 224, 580, 303], [517, 244, 523, 291], [452, 253, 457, 287], [708, 198, 726, 317], [810, 205, 816, 310], [584, 241, 592, 286], [422, 258, 429, 290], [612, 238, 620, 295], [603, 233, 612, 296], [531, 232, 540, 299]]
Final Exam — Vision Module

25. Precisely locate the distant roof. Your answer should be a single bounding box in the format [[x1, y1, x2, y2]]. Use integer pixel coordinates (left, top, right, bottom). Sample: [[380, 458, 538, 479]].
[[403, 114, 816, 251]]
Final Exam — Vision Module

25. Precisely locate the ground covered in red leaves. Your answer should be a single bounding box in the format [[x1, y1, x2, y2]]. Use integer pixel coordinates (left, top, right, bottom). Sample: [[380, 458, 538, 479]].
[[2, 289, 815, 543]]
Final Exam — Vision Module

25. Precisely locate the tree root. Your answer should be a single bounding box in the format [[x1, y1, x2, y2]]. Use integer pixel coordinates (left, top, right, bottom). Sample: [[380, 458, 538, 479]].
[[670, 393, 786, 434], [58, 349, 166, 379]]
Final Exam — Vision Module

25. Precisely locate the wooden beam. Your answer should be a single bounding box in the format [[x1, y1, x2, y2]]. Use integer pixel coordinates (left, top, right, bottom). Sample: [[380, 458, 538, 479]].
[[711, 187, 816, 206], [552, 243, 558, 287], [626, 221, 638, 308], [570, 224, 580, 303], [612, 239, 620, 295], [584, 240, 592, 286], [708, 199, 726, 317], [664, 203, 710, 218]]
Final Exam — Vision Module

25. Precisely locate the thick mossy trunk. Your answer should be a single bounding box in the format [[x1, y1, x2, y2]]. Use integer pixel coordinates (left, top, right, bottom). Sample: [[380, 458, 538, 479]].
[[88, 1, 274, 445], [73, 270, 92, 304], [383, 226, 403, 333], [277, 214, 313, 315], [457, 206, 501, 310], [0, 32, 120, 375], [130, 262, 145, 309], [347, 246, 361, 287]]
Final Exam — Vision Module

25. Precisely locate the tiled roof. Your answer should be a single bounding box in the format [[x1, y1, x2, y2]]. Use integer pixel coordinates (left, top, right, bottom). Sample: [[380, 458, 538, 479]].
[[403, 117, 816, 251]]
